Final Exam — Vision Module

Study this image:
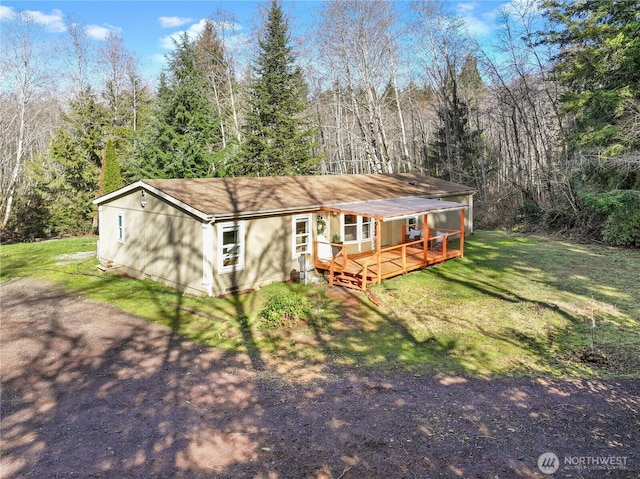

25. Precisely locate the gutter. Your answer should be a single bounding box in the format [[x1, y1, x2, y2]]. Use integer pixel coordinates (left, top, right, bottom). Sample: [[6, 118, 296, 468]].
[[211, 204, 324, 222], [381, 205, 469, 223]]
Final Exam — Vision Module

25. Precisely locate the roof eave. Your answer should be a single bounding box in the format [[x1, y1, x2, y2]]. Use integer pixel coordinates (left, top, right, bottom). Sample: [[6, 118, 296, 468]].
[[213, 205, 323, 221], [381, 205, 468, 222], [93, 180, 210, 222]]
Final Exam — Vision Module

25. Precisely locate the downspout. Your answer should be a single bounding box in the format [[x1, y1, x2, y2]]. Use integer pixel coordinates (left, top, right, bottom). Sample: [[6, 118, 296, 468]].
[[202, 217, 215, 297]]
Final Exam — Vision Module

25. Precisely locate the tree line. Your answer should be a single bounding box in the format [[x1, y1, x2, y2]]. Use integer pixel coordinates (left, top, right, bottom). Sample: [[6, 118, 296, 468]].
[[1, 0, 638, 246]]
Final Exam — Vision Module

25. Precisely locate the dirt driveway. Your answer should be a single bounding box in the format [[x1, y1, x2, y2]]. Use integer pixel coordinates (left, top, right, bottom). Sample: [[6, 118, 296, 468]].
[[1, 278, 638, 478]]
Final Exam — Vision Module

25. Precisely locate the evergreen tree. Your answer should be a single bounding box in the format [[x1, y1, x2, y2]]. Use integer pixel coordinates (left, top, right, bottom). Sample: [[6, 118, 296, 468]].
[[102, 139, 123, 194], [136, 33, 221, 178], [541, 0, 640, 244], [541, 0, 640, 154], [430, 55, 484, 185], [237, 0, 320, 176], [42, 88, 107, 235]]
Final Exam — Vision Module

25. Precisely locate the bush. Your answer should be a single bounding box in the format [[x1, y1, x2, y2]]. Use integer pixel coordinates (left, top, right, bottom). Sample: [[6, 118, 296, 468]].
[[543, 207, 579, 232], [580, 190, 640, 247], [259, 291, 310, 328], [602, 191, 640, 247], [4, 190, 52, 241], [513, 201, 543, 230]]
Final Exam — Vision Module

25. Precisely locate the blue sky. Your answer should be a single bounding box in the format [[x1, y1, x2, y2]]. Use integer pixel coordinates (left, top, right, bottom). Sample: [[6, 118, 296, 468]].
[[1, 1, 519, 82]]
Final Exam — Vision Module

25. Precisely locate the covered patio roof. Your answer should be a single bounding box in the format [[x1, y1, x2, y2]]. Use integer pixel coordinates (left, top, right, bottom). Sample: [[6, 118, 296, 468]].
[[321, 196, 468, 222]]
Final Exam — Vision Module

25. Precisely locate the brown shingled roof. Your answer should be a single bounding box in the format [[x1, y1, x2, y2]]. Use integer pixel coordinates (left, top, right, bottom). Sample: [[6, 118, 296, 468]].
[[141, 173, 473, 218]]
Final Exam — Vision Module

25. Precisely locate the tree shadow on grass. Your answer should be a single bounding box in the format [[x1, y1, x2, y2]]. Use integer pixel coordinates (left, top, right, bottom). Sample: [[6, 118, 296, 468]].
[[3, 228, 639, 477], [3, 278, 640, 478]]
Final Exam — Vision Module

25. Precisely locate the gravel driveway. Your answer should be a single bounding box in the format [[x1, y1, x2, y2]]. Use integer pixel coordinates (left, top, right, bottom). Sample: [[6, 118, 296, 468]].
[[1, 278, 638, 478]]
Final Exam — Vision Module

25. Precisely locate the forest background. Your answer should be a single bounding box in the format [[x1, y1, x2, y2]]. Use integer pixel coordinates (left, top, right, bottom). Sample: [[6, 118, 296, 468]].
[[1, 0, 639, 247]]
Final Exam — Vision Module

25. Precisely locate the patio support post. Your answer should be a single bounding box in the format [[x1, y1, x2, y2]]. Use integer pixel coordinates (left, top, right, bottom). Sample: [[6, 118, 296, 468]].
[[423, 214, 429, 264], [376, 218, 382, 284], [460, 209, 465, 257]]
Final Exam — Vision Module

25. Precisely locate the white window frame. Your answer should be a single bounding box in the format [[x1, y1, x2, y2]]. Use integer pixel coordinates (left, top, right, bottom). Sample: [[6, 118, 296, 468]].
[[341, 214, 374, 244], [342, 213, 359, 243], [292, 214, 312, 260], [217, 221, 245, 274], [362, 216, 372, 241], [116, 212, 125, 243]]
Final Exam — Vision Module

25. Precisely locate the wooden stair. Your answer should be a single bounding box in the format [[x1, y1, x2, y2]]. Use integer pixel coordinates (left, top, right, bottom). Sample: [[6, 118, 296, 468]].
[[332, 272, 363, 290]]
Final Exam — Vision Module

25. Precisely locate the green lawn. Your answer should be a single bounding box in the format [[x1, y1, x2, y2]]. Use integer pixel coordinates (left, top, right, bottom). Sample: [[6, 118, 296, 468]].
[[2, 231, 638, 378]]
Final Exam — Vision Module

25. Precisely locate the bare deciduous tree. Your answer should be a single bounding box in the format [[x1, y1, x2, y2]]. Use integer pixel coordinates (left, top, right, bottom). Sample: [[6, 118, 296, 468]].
[[0, 12, 58, 227], [60, 19, 95, 96], [315, 0, 401, 174], [478, 0, 569, 211]]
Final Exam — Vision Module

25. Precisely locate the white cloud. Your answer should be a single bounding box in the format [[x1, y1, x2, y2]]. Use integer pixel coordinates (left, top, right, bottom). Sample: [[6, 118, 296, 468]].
[[159, 18, 209, 49], [159, 16, 192, 28], [85, 23, 122, 41], [456, 2, 492, 37], [456, 2, 479, 15], [30, 9, 66, 32], [0, 5, 16, 21], [159, 31, 183, 50], [152, 53, 167, 64], [187, 18, 209, 38], [2, 7, 66, 32], [462, 14, 492, 37]]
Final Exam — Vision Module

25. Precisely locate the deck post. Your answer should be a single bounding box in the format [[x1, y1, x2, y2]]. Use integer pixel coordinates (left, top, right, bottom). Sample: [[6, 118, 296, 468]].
[[423, 214, 429, 264], [460, 209, 465, 257], [442, 234, 447, 259], [376, 218, 382, 284], [402, 244, 407, 273]]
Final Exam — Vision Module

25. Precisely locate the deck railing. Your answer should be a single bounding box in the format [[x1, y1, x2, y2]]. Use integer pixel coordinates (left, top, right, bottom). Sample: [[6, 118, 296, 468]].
[[314, 227, 463, 290], [360, 238, 423, 286]]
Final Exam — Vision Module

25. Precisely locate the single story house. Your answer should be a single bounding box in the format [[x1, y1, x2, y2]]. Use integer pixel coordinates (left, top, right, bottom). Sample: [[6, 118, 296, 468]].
[[93, 173, 475, 296]]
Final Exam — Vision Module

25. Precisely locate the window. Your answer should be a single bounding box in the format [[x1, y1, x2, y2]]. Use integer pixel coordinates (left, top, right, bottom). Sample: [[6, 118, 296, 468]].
[[117, 213, 125, 243], [344, 214, 358, 242], [218, 222, 244, 273], [292, 215, 311, 259], [362, 216, 372, 241], [342, 214, 374, 243], [406, 216, 421, 240]]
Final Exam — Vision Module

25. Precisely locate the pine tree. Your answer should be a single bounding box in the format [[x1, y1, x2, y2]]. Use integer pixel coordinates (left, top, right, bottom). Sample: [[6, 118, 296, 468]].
[[102, 139, 123, 194], [430, 55, 484, 185], [237, 0, 320, 177], [541, 0, 640, 154], [136, 33, 221, 178], [41, 88, 107, 235]]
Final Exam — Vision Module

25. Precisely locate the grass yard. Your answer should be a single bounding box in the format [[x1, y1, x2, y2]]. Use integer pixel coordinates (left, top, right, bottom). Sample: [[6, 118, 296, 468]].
[[1, 231, 638, 378]]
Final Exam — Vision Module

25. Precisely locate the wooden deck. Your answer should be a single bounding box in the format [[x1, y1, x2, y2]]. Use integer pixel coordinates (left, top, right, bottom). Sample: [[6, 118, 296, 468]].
[[314, 230, 463, 291]]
